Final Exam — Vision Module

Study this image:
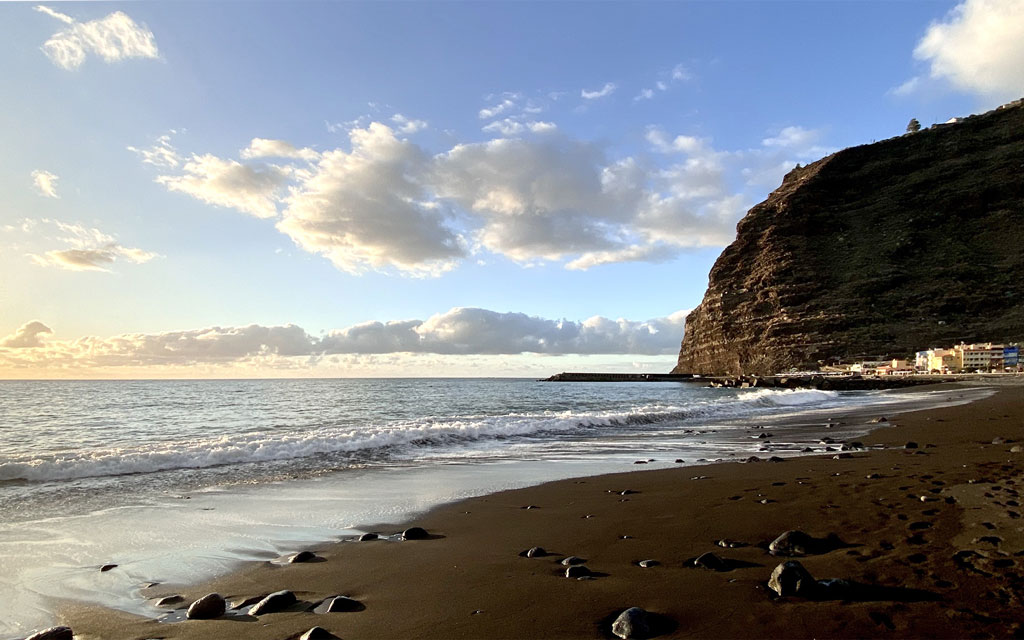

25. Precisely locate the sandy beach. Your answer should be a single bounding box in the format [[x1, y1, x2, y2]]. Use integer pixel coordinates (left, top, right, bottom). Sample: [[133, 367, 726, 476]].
[[53, 381, 1023, 639]]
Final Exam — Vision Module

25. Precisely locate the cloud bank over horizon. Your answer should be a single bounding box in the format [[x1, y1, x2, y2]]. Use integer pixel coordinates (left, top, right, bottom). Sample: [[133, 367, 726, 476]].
[[0, 308, 687, 372]]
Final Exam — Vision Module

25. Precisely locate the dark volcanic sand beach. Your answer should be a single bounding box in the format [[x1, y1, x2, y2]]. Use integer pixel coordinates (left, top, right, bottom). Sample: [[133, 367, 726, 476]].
[[57, 381, 1024, 639]]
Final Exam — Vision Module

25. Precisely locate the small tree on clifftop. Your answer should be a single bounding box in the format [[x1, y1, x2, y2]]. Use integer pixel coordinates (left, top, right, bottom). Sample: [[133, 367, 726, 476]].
[[907, 118, 921, 133]]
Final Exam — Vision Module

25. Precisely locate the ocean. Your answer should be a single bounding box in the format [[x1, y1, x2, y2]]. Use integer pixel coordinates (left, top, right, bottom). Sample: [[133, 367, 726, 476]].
[[0, 379, 987, 637]]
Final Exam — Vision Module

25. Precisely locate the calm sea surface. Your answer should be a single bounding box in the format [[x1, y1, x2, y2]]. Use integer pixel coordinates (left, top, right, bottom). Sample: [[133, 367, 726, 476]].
[[0, 379, 987, 637]]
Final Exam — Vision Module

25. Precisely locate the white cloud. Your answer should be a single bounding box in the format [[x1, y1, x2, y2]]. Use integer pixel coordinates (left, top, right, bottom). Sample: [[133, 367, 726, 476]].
[[0, 322, 53, 348], [27, 221, 158, 272], [240, 138, 319, 161], [142, 119, 830, 273], [128, 134, 181, 169], [481, 119, 557, 136], [911, 0, 1024, 101], [391, 113, 428, 134], [565, 244, 680, 271], [35, 5, 159, 70], [479, 96, 520, 119], [277, 123, 465, 276], [157, 153, 289, 219], [671, 64, 691, 81], [528, 121, 557, 133], [581, 82, 617, 100], [433, 135, 624, 261], [31, 170, 60, 198], [0, 308, 688, 372], [890, 76, 922, 97], [761, 126, 830, 159], [635, 63, 694, 103], [34, 5, 73, 24], [482, 118, 525, 136], [645, 128, 713, 155]]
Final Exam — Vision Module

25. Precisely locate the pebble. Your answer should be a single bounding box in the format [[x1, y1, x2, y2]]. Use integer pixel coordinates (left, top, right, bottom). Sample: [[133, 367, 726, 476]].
[[249, 590, 297, 615], [289, 550, 317, 563], [156, 595, 184, 606], [401, 527, 430, 540], [611, 607, 652, 639], [186, 593, 226, 619], [324, 595, 361, 612], [300, 627, 338, 640], [25, 628, 73, 640], [693, 552, 726, 571], [769, 530, 815, 557], [561, 556, 586, 566], [904, 442, 919, 449], [525, 546, 546, 558], [564, 565, 591, 578], [99, 564, 117, 572], [358, 532, 378, 542], [638, 559, 659, 568]]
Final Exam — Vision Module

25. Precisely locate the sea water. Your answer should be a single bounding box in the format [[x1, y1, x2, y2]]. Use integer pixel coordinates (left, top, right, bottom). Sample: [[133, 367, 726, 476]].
[[0, 378, 988, 637]]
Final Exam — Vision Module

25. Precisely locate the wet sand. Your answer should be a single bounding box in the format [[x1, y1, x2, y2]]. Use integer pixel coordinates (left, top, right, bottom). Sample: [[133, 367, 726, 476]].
[[57, 381, 1023, 639]]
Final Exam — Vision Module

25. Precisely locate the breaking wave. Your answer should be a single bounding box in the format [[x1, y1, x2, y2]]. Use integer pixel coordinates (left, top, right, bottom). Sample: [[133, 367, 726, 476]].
[[0, 387, 842, 484]]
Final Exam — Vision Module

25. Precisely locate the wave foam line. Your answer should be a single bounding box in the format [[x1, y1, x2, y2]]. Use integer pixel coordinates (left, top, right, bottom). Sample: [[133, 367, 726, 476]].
[[0, 388, 840, 483]]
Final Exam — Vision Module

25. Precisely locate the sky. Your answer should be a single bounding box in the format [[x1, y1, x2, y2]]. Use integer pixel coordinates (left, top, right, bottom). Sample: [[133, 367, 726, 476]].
[[1, 0, 1022, 379]]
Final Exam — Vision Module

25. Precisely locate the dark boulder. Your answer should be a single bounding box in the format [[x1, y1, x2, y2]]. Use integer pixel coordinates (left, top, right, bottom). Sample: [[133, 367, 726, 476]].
[[401, 527, 430, 540], [768, 561, 816, 597]]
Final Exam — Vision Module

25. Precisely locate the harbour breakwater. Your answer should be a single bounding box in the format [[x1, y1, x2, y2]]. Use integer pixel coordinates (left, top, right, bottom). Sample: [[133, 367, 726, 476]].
[[543, 371, 950, 390]]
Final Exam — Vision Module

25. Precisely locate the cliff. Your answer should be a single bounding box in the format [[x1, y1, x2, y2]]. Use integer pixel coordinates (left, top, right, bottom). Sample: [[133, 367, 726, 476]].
[[674, 100, 1024, 375]]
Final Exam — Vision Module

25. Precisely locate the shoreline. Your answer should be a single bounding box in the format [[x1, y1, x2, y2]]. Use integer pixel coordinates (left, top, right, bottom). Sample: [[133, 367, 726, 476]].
[[47, 381, 1024, 638]]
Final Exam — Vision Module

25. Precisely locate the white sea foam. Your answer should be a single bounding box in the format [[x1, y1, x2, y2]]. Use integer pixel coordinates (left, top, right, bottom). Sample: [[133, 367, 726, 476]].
[[0, 387, 842, 483]]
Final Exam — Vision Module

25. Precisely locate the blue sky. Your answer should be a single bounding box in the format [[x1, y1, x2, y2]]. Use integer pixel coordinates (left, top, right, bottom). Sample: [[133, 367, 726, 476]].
[[1, 0, 1021, 377]]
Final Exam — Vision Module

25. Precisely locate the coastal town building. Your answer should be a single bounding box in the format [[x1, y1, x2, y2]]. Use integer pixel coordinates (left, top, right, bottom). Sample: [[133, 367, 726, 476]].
[[1005, 346, 1020, 368], [926, 348, 957, 374], [954, 343, 1006, 372]]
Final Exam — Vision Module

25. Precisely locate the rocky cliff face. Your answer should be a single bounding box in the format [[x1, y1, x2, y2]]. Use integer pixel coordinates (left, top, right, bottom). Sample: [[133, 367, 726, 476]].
[[674, 100, 1024, 375]]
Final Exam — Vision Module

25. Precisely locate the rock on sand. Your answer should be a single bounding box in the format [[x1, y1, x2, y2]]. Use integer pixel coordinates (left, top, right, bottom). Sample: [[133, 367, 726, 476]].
[[300, 627, 339, 640], [249, 590, 297, 615], [401, 527, 430, 540], [25, 627, 73, 640], [612, 607, 651, 639], [768, 561, 816, 597], [186, 593, 226, 619]]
